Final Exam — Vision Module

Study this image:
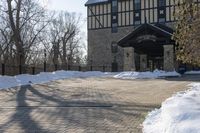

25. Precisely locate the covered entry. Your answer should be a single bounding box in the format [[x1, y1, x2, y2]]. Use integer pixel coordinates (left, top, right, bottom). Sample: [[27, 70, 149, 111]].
[[118, 23, 175, 72]]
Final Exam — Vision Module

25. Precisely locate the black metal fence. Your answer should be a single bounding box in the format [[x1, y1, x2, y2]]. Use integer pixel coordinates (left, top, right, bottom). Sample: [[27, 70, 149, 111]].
[[0, 63, 121, 76]]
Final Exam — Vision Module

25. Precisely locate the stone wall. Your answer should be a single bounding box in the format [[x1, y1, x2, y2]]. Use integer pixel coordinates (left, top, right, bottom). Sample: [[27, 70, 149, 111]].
[[140, 54, 147, 71], [123, 47, 136, 71], [88, 26, 134, 71], [164, 45, 175, 71], [87, 23, 176, 72]]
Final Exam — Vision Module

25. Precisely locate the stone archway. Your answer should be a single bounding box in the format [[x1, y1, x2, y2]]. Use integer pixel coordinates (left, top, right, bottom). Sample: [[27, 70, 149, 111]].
[[118, 23, 175, 72]]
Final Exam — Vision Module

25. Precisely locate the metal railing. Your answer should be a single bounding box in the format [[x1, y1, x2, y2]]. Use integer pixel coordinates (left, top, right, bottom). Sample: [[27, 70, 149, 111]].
[[0, 63, 122, 76]]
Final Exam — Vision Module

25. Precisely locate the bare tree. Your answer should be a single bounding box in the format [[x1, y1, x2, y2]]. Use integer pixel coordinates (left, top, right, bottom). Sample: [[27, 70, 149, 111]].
[[0, 0, 49, 72], [49, 11, 84, 69], [0, 1, 86, 74]]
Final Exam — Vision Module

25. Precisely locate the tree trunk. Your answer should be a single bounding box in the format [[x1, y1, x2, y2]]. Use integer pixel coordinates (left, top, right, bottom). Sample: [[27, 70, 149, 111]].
[[62, 41, 68, 70], [53, 43, 59, 67], [16, 47, 26, 74]]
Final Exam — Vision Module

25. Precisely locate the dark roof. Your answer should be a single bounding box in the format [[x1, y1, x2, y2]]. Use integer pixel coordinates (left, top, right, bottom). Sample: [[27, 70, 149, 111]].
[[154, 23, 174, 34], [118, 23, 174, 47], [85, 0, 109, 6]]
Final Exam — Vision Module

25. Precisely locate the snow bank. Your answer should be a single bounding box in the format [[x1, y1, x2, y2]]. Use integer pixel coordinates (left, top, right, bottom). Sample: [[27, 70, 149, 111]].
[[143, 83, 200, 133], [114, 70, 181, 79], [0, 70, 181, 89], [185, 71, 200, 75], [0, 71, 107, 89]]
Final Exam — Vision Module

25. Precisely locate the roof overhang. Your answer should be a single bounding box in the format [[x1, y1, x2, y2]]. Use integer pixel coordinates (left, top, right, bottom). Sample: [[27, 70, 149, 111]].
[[117, 23, 174, 48], [85, 0, 109, 6]]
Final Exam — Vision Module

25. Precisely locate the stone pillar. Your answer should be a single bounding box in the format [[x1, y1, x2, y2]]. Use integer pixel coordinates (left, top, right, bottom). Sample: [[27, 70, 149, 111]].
[[140, 54, 147, 71], [123, 47, 136, 71], [164, 45, 175, 71]]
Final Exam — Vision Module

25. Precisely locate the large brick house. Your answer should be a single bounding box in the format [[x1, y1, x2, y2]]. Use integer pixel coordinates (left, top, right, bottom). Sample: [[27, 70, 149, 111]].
[[85, 0, 200, 72]]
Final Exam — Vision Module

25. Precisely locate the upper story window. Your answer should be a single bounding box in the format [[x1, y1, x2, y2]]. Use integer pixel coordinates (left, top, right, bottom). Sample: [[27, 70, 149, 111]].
[[87, 0, 190, 30], [158, 0, 166, 22], [112, 23, 118, 33], [112, 0, 117, 12], [159, 0, 165, 7], [134, 0, 141, 10], [111, 0, 118, 33], [134, 0, 141, 25]]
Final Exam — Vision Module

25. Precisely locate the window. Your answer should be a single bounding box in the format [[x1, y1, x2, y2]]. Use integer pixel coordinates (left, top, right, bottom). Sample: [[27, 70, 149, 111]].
[[112, 0, 117, 12], [112, 0, 117, 7], [158, 0, 166, 23], [135, 12, 140, 17], [134, 20, 141, 25], [159, 18, 165, 22], [159, 10, 164, 15], [134, 11, 141, 25], [113, 15, 117, 20], [111, 0, 118, 33], [134, 0, 141, 25], [134, 0, 141, 10], [112, 23, 118, 33], [159, 0, 165, 7]]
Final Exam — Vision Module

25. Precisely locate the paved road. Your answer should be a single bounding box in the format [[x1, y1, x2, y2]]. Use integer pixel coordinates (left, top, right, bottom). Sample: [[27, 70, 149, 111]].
[[0, 75, 199, 133]]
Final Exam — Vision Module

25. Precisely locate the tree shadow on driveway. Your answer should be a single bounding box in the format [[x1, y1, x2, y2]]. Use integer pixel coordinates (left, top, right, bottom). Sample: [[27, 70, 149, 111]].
[[0, 85, 54, 133], [0, 84, 159, 133]]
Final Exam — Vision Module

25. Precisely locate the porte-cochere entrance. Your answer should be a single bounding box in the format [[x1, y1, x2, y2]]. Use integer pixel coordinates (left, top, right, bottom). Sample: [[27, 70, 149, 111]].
[[118, 23, 175, 72]]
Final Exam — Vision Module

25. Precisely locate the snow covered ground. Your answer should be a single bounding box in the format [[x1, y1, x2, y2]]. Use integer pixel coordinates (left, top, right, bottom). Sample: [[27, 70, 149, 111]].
[[185, 71, 200, 75], [0, 70, 181, 89], [143, 83, 200, 133], [114, 69, 181, 79], [0, 71, 108, 89]]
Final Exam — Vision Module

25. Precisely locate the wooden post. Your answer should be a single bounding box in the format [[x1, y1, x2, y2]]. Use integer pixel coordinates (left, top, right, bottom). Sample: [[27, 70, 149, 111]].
[[55, 64, 58, 71], [19, 65, 22, 74], [44, 62, 46, 72], [103, 65, 105, 72], [68, 65, 71, 70], [2, 64, 5, 76], [32, 67, 35, 75], [90, 65, 93, 71], [79, 66, 81, 71]]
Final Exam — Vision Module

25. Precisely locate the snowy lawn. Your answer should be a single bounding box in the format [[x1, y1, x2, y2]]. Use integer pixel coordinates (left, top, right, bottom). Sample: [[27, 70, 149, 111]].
[[114, 69, 181, 79], [0, 71, 109, 89], [143, 83, 200, 133]]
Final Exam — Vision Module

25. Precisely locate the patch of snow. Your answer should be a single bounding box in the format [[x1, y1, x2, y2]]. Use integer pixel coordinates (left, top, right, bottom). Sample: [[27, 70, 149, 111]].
[[143, 83, 200, 133], [114, 70, 181, 79], [0, 76, 19, 89], [0, 71, 108, 89], [185, 71, 200, 75]]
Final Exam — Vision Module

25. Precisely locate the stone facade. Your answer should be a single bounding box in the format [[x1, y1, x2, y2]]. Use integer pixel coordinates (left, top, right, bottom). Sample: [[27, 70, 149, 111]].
[[140, 54, 147, 71], [164, 45, 175, 71], [86, 1, 200, 72], [123, 47, 136, 71], [88, 25, 176, 72], [88, 26, 134, 71]]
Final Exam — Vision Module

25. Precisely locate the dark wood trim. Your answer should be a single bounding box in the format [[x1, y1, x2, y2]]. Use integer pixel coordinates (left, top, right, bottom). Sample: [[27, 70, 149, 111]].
[[87, 0, 200, 30]]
